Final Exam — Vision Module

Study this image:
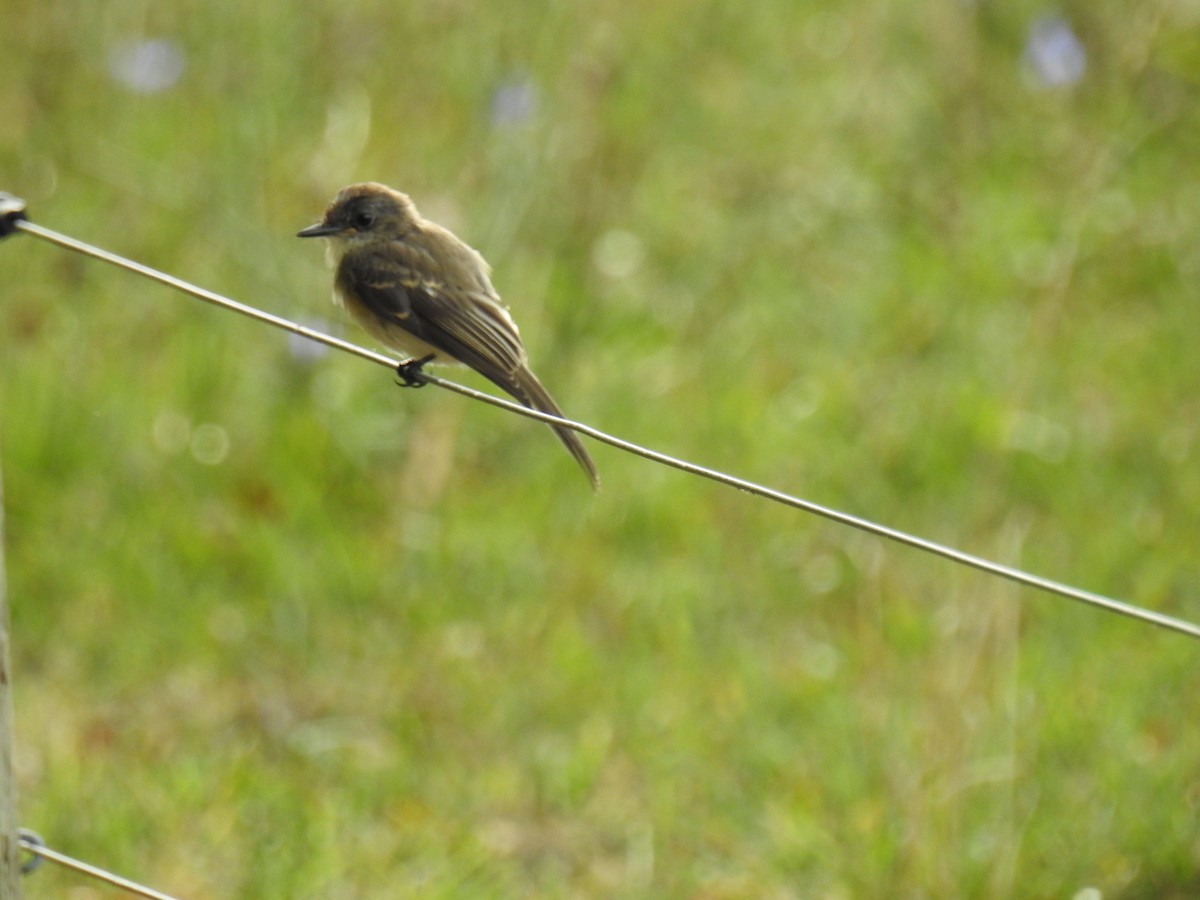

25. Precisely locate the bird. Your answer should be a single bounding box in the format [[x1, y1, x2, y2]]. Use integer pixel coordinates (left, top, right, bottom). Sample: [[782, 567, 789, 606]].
[[298, 182, 600, 490]]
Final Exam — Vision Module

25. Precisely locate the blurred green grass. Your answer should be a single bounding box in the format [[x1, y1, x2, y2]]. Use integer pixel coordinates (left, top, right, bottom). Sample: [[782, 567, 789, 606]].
[[3, 1, 1200, 896]]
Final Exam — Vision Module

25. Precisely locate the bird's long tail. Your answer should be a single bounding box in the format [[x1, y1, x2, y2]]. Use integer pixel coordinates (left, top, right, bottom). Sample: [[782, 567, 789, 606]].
[[506, 367, 601, 491]]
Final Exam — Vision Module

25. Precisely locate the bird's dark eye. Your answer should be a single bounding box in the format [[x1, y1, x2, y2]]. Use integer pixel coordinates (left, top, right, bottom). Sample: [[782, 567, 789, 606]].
[[353, 210, 375, 229]]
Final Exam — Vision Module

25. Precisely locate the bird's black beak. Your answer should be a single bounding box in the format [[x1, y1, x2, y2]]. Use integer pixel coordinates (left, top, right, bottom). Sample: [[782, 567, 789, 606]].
[[297, 222, 341, 238]]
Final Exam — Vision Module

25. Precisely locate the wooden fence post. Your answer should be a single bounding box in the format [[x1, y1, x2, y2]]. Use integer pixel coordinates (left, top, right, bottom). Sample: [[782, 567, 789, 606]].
[[0, 462, 22, 898], [0, 195, 26, 897]]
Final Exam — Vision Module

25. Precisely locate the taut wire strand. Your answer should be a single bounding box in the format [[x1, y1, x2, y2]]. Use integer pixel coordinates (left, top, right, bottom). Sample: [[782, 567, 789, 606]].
[[7, 214, 1200, 642], [18, 831, 180, 900], [14, 219, 397, 369]]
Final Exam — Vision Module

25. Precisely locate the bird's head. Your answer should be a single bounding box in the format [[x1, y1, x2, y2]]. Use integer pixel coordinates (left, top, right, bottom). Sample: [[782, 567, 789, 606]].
[[297, 182, 418, 245]]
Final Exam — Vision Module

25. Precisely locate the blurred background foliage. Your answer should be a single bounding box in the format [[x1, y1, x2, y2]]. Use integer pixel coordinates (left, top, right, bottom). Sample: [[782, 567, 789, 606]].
[[2, 0, 1200, 896]]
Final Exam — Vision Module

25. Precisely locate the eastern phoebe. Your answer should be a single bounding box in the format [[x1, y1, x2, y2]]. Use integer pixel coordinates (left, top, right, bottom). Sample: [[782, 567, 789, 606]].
[[298, 182, 600, 489]]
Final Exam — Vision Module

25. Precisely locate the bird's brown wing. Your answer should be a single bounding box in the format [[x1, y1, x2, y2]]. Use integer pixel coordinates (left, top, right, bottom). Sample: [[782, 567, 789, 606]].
[[337, 241, 527, 392], [338, 239, 601, 490]]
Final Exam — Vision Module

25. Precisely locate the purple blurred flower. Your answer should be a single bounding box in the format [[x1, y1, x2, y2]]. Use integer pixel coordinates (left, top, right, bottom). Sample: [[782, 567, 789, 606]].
[[489, 76, 538, 127], [287, 316, 333, 364], [108, 38, 186, 94], [1025, 16, 1086, 88]]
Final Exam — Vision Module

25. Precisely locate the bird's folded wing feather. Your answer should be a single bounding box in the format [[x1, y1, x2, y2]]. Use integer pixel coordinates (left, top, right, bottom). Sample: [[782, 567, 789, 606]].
[[338, 242, 527, 389]]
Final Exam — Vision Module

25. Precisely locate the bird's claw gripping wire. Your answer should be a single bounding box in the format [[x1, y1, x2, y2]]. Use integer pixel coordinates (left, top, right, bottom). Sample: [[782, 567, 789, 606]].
[[0, 193, 28, 240], [395, 354, 435, 388]]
